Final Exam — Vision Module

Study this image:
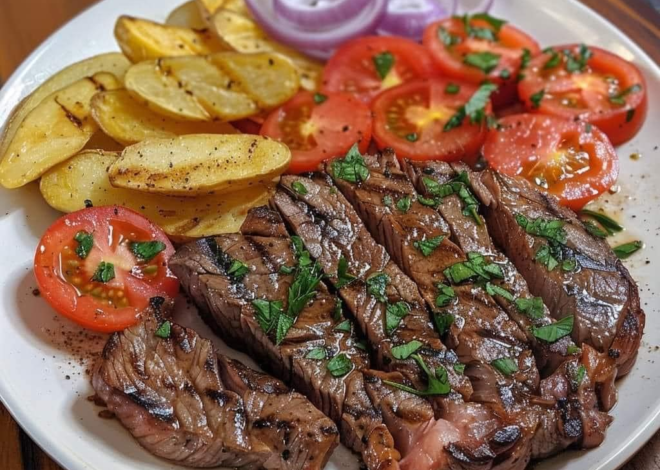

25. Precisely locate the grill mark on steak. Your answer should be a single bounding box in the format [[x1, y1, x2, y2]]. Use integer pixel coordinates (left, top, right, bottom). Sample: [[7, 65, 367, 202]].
[[171, 208, 402, 470], [472, 170, 644, 377], [92, 300, 337, 469], [329, 153, 540, 391], [404, 159, 577, 375], [272, 175, 541, 470]]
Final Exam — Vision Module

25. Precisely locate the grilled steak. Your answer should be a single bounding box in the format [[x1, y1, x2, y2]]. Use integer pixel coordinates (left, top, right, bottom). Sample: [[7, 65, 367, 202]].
[[170, 207, 402, 470], [471, 170, 644, 376], [328, 152, 539, 390], [92, 297, 337, 469], [272, 175, 527, 470], [404, 159, 576, 374]]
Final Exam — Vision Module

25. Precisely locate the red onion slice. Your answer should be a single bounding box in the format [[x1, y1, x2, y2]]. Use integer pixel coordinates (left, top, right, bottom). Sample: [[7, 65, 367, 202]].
[[376, 0, 455, 40], [454, 0, 494, 14], [244, 0, 388, 50], [273, 0, 372, 29]]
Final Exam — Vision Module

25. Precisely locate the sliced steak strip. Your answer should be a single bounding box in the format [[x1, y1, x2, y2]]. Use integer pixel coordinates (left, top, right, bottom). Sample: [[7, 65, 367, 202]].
[[171, 207, 402, 470], [404, 159, 575, 374], [272, 175, 525, 470], [92, 298, 337, 469], [329, 152, 539, 390], [472, 170, 644, 376]]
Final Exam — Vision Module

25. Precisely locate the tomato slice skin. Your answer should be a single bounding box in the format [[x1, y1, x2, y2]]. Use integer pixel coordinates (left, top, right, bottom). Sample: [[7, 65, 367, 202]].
[[423, 17, 540, 108], [322, 36, 438, 104], [518, 44, 648, 145], [34, 206, 179, 333], [483, 114, 619, 210], [371, 78, 491, 162], [261, 91, 372, 174]]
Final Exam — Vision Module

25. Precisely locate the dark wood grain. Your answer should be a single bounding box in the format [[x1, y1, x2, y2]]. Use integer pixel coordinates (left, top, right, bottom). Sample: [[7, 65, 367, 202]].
[[0, 0, 659, 469]]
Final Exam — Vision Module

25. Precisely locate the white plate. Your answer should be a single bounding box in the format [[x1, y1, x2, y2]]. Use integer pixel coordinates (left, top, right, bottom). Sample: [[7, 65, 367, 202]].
[[0, 1, 658, 469]]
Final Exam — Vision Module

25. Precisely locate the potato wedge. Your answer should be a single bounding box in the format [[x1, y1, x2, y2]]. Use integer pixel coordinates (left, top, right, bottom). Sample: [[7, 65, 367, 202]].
[[196, 0, 251, 22], [211, 9, 322, 91], [124, 52, 298, 122], [91, 90, 238, 145], [114, 16, 226, 63], [108, 134, 290, 196], [40, 150, 272, 240], [0, 53, 129, 162], [166, 1, 206, 29], [0, 72, 122, 189]]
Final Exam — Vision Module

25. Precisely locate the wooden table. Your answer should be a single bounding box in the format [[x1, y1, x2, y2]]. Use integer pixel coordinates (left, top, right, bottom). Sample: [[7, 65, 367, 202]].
[[0, 0, 659, 469]]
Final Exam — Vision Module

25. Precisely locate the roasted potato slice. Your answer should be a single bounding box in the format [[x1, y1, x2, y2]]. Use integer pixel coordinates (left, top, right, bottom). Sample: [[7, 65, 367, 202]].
[[166, 1, 206, 29], [124, 52, 298, 122], [0, 53, 129, 162], [0, 72, 122, 189], [91, 90, 238, 145], [108, 134, 290, 195], [40, 150, 272, 240], [211, 9, 322, 91], [196, 0, 250, 22], [114, 16, 225, 63]]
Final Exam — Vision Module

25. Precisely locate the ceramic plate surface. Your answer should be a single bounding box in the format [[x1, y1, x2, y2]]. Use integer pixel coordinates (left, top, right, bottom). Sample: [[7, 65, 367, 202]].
[[0, 1, 658, 469]]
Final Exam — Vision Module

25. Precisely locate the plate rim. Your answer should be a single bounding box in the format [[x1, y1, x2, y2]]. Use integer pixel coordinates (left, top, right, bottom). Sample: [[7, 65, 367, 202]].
[[0, 1, 659, 470]]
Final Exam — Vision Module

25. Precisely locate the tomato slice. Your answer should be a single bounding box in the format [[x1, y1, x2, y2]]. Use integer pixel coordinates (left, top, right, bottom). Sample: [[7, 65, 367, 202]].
[[34, 206, 179, 332], [423, 16, 540, 108], [260, 91, 372, 173], [371, 78, 491, 162], [518, 44, 648, 145], [321, 36, 438, 104], [483, 114, 619, 210]]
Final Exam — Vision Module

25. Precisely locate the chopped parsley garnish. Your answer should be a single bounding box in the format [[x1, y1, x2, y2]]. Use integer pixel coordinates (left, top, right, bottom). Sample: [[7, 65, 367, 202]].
[[515, 297, 545, 319], [434, 312, 455, 336], [373, 51, 395, 80], [530, 89, 545, 109], [354, 339, 368, 351], [543, 49, 561, 69], [561, 258, 578, 272], [414, 235, 445, 257], [406, 133, 418, 142], [313, 92, 328, 104], [453, 363, 466, 374], [130, 240, 166, 262], [613, 240, 643, 259], [334, 319, 352, 333], [253, 299, 284, 337], [609, 84, 642, 106], [305, 347, 327, 360], [499, 69, 511, 79], [582, 220, 608, 239], [470, 12, 507, 31], [279, 265, 295, 275], [567, 344, 582, 355], [155, 321, 171, 339], [336, 256, 357, 288], [327, 353, 353, 377], [384, 355, 450, 396], [227, 260, 250, 280], [460, 12, 507, 42], [574, 364, 587, 385], [383, 195, 393, 207], [391, 340, 424, 360], [485, 282, 514, 301], [564, 44, 592, 73], [385, 301, 411, 336], [515, 214, 573, 271], [435, 284, 456, 308], [444, 83, 498, 132], [291, 181, 308, 195], [417, 195, 440, 208], [445, 83, 460, 94], [74, 231, 93, 259], [421, 172, 481, 225], [463, 51, 500, 74], [332, 143, 370, 184], [444, 252, 503, 284], [532, 315, 574, 343], [91, 261, 115, 283], [334, 297, 343, 321], [438, 27, 461, 46], [520, 48, 531, 69], [366, 272, 390, 303], [491, 357, 518, 376], [396, 195, 412, 213]]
